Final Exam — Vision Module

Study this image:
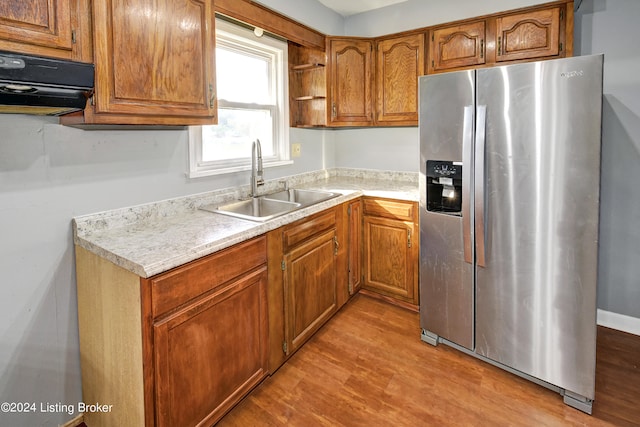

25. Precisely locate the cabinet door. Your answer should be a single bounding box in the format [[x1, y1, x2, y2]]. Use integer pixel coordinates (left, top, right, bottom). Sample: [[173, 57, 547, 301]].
[[376, 33, 425, 125], [0, 0, 74, 59], [495, 7, 561, 62], [328, 38, 373, 126], [92, 0, 216, 118], [429, 21, 485, 73], [348, 199, 362, 295], [363, 216, 417, 304], [153, 267, 268, 427], [284, 229, 338, 354]]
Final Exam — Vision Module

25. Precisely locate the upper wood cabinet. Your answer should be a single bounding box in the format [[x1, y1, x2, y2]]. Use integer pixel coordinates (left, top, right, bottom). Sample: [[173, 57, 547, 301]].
[[62, 0, 217, 126], [428, 1, 572, 74], [376, 33, 425, 125], [0, 0, 81, 60], [428, 21, 486, 73], [291, 2, 573, 127], [328, 37, 374, 127], [495, 6, 563, 62]]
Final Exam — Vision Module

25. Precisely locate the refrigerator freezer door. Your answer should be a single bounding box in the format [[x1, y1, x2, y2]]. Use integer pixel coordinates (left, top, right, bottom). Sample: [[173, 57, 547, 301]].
[[419, 70, 475, 350], [474, 55, 603, 400]]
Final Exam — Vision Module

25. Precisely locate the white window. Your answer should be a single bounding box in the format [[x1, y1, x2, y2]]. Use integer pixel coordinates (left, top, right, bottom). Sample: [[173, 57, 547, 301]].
[[189, 19, 290, 178]]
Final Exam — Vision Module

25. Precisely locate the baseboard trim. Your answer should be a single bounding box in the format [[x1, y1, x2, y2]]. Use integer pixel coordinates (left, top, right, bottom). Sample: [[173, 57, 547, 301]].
[[59, 413, 84, 427], [597, 309, 640, 336]]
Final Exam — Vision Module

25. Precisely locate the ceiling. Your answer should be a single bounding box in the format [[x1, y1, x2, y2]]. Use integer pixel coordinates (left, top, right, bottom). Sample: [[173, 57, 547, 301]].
[[317, 0, 409, 17]]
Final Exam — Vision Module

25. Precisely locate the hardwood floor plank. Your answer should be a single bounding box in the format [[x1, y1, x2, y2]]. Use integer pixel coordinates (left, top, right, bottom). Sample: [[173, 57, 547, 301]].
[[218, 295, 640, 426]]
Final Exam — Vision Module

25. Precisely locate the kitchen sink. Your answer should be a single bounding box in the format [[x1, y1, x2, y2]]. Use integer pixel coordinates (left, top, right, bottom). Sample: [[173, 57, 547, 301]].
[[264, 189, 340, 206], [200, 189, 340, 222], [202, 197, 301, 222]]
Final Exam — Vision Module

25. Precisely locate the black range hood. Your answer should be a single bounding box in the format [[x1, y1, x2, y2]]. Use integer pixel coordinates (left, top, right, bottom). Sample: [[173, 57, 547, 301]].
[[0, 51, 94, 116]]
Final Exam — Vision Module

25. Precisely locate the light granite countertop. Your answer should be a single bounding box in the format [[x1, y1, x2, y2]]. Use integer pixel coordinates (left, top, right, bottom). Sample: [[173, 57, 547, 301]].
[[73, 169, 419, 278]]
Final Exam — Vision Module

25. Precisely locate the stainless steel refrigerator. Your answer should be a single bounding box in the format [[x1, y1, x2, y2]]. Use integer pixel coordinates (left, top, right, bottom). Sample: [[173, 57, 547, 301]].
[[418, 54, 603, 413]]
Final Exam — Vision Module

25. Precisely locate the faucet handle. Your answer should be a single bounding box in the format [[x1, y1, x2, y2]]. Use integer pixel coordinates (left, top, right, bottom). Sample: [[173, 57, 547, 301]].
[[279, 180, 289, 191]]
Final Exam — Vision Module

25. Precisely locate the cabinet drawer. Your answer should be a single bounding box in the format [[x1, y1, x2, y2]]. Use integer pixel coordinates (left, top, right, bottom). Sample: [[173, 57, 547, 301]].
[[150, 236, 266, 318], [283, 209, 336, 251], [363, 198, 415, 221]]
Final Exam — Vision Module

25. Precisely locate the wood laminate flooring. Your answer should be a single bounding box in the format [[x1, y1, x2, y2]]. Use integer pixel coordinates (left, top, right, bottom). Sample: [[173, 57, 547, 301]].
[[218, 294, 640, 426]]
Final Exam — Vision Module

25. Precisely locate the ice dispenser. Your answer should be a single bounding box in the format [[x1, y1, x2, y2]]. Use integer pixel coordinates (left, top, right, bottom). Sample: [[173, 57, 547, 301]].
[[426, 160, 463, 215]]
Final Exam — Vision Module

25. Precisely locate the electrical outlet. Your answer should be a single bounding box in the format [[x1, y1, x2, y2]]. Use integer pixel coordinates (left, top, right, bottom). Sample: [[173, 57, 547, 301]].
[[291, 143, 301, 158]]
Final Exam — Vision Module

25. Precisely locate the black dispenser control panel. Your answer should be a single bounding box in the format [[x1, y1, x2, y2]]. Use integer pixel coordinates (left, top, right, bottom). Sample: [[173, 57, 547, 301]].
[[426, 160, 463, 215], [427, 160, 462, 179]]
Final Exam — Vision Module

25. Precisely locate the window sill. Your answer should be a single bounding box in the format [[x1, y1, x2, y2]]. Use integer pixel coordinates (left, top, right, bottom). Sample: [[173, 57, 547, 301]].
[[188, 159, 294, 179]]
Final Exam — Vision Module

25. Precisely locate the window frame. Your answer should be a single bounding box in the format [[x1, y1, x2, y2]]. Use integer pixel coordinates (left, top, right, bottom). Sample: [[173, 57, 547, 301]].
[[188, 18, 291, 178]]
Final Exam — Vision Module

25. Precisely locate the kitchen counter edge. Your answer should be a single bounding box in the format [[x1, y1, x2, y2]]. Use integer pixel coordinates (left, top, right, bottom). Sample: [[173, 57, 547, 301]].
[[73, 170, 419, 278]]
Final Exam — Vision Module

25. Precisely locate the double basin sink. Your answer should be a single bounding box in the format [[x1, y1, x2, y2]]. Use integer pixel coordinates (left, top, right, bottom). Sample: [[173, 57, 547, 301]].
[[201, 189, 340, 222]]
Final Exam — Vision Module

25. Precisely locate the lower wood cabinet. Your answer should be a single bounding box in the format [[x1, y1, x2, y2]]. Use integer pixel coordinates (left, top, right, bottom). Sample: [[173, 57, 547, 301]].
[[76, 236, 268, 427], [284, 228, 337, 354], [152, 268, 268, 427], [75, 198, 415, 426], [267, 206, 349, 371], [362, 197, 419, 306], [347, 198, 363, 295]]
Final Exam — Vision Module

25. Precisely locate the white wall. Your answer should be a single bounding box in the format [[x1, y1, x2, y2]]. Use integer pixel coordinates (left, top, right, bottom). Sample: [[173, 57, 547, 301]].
[[1, 1, 638, 425], [345, 0, 551, 37], [575, 0, 640, 319], [333, 127, 418, 171], [257, 0, 345, 35]]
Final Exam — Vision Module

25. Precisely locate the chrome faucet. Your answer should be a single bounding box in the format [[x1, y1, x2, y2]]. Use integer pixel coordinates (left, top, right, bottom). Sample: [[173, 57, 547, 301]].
[[251, 139, 264, 197]]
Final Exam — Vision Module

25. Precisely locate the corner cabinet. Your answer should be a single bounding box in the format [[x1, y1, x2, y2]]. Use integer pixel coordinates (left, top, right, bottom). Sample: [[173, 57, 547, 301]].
[[0, 0, 80, 60], [62, 0, 217, 127], [362, 197, 419, 307], [328, 37, 374, 127], [375, 33, 425, 125], [76, 237, 268, 427]]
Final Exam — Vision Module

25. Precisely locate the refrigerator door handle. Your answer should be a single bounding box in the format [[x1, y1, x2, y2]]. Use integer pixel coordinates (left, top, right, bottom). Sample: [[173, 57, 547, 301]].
[[475, 105, 487, 267], [462, 105, 474, 264]]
